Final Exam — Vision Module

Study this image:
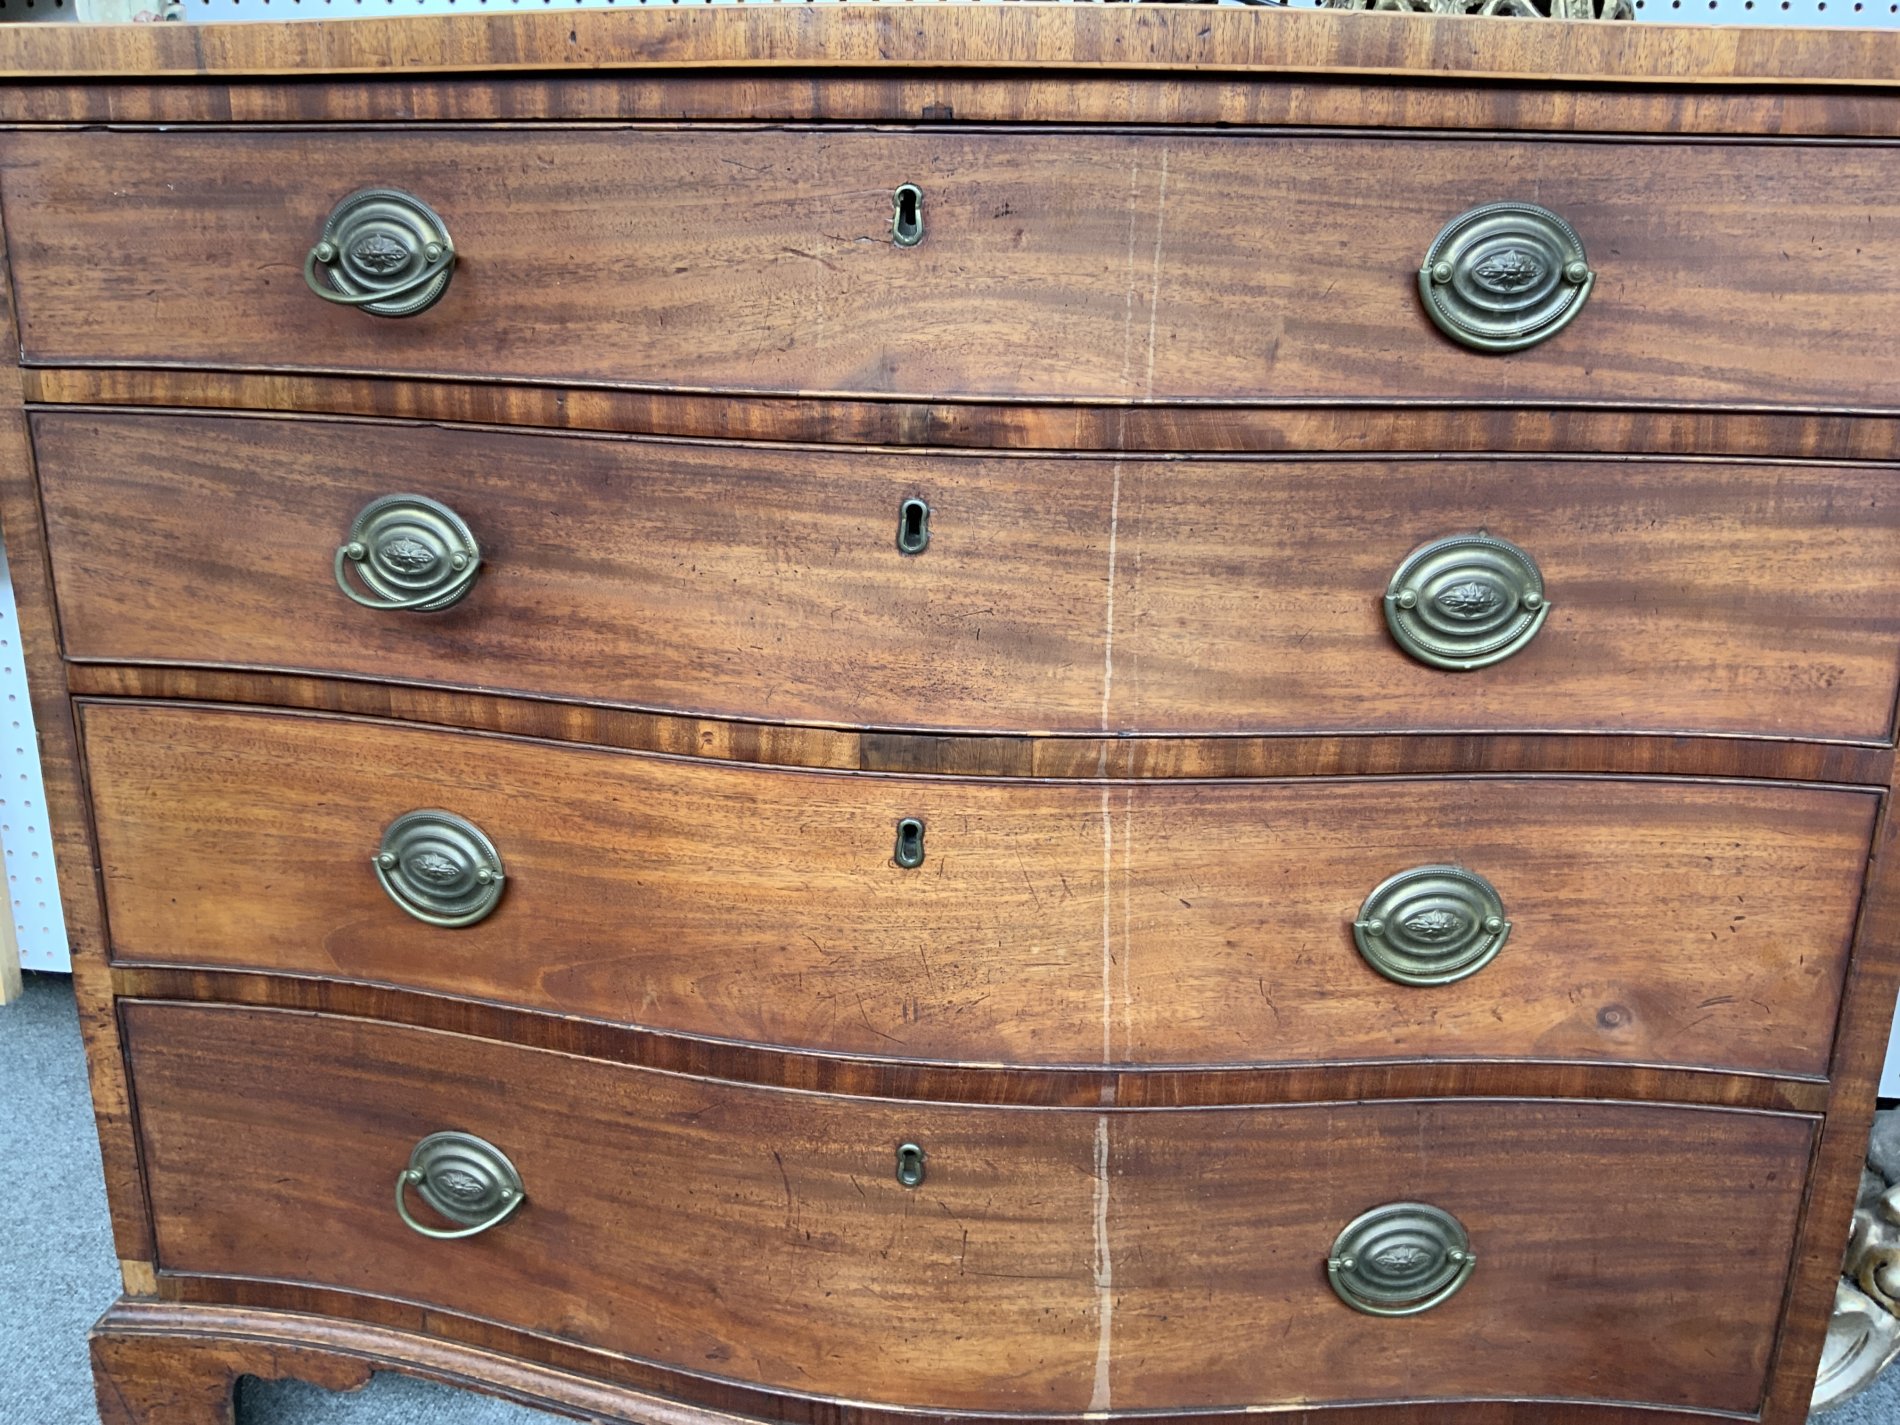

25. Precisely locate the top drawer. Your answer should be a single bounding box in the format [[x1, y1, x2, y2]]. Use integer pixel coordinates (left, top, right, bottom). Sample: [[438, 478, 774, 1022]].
[[4, 129, 1897, 408]]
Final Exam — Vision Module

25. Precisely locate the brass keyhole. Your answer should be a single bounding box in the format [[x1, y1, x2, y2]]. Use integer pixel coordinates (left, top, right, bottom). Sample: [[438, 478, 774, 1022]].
[[894, 817, 926, 869], [892, 183, 924, 247], [896, 1142, 927, 1188], [897, 497, 931, 555]]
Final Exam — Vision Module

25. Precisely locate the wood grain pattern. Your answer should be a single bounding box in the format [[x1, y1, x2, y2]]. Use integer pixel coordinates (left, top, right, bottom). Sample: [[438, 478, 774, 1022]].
[[122, 1001, 1816, 1417], [36, 412, 1900, 742], [104, 966, 1835, 1115], [1019, 732, 1894, 784], [65, 667, 1900, 787], [0, 172, 154, 1261], [82, 702, 1875, 1079], [13, 17, 1900, 1425], [93, 1308, 375, 1425], [38, 411, 1111, 737], [89, 1297, 1786, 1425], [8, 132, 1900, 410], [1097, 449, 1900, 743], [8, 74, 1900, 137], [1759, 794, 1900, 1419], [33, 372, 1900, 462], [0, 7, 1893, 89]]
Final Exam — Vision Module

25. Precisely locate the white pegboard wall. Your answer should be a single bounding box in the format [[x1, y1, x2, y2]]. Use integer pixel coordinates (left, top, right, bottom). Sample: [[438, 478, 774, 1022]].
[[104, 0, 1900, 35], [0, 548, 68, 974], [1885, 991, 1900, 1097], [0, 0, 74, 22]]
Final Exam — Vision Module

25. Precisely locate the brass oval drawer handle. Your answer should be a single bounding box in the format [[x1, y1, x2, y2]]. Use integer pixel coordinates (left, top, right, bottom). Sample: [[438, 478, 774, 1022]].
[[1327, 1202, 1476, 1317], [396, 1131, 525, 1240], [1385, 531, 1548, 671], [374, 809, 506, 928], [1354, 865, 1510, 987], [1419, 201, 1593, 353], [305, 188, 456, 317], [334, 494, 481, 613]]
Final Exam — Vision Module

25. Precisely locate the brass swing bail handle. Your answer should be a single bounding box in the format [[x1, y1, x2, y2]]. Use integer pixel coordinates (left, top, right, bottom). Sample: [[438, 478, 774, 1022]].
[[395, 1131, 526, 1240], [373, 809, 507, 929], [396, 1166, 523, 1240], [303, 187, 457, 318], [305, 237, 454, 310], [335, 540, 480, 612], [1418, 200, 1593, 354], [333, 493, 483, 614], [1327, 1202, 1477, 1318]]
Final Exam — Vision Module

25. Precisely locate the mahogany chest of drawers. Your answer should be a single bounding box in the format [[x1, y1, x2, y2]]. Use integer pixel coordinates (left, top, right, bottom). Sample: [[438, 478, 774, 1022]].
[[8, 9, 1900, 1425]]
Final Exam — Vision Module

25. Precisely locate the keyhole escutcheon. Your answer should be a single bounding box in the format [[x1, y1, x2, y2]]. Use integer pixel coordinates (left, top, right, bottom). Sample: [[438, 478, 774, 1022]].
[[897, 497, 931, 555], [894, 817, 926, 869], [892, 183, 924, 247], [896, 1142, 927, 1187]]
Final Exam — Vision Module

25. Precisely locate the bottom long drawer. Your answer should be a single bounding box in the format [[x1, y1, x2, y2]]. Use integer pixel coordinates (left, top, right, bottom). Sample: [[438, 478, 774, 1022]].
[[124, 1001, 1812, 1418]]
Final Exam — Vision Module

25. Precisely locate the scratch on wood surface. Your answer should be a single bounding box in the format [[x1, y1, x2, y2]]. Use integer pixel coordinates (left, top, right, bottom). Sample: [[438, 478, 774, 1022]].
[[1087, 1113, 1114, 1413]]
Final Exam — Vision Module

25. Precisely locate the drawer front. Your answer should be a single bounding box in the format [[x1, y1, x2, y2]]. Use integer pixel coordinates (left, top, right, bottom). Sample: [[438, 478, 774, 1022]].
[[124, 1002, 1812, 1415], [86, 704, 1870, 1076], [39, 412, 1900, 741], [6, 130, 1898, 408]]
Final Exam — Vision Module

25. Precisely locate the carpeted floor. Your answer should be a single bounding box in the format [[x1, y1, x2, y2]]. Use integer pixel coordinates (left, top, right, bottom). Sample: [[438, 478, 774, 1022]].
[[5, 968, 1899, 1424]]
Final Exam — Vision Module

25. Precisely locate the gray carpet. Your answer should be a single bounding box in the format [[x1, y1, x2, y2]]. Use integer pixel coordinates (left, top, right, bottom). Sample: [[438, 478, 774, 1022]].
[[4, 968, 1899, 1424]]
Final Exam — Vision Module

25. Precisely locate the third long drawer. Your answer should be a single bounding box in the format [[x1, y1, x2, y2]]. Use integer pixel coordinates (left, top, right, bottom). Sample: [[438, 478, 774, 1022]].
[[82, 702, 1874, 1077]]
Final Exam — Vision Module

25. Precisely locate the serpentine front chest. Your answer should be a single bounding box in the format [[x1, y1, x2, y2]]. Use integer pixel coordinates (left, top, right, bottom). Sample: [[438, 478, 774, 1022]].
[[3, 9, 1898, 1425]]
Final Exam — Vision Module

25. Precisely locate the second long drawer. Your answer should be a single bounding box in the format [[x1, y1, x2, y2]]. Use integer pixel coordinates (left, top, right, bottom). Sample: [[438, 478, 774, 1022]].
[[83, 702, 1872, 1077], [34, 412, 1900, 741]]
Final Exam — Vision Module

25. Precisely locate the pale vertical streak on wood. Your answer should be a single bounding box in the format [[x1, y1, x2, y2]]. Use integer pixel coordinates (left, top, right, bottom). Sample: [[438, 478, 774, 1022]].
[[1098, 463, 1124, 755], [1087, 1113, 1113, 1416], [1142, 146, 1170, 402], [1117, 156, 1144, 400], [1098, 157, 1161, 1060], [1109, 794, 1124, 1071], [1099, 783, 1115, 1068], [1097, 187, 1132, 1051]]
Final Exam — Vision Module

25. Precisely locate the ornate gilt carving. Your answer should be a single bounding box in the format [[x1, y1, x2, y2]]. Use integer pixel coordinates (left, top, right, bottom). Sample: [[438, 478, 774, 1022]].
[[1815, 1109, 1900, 1412], [1320, 0, 1633, 16]]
